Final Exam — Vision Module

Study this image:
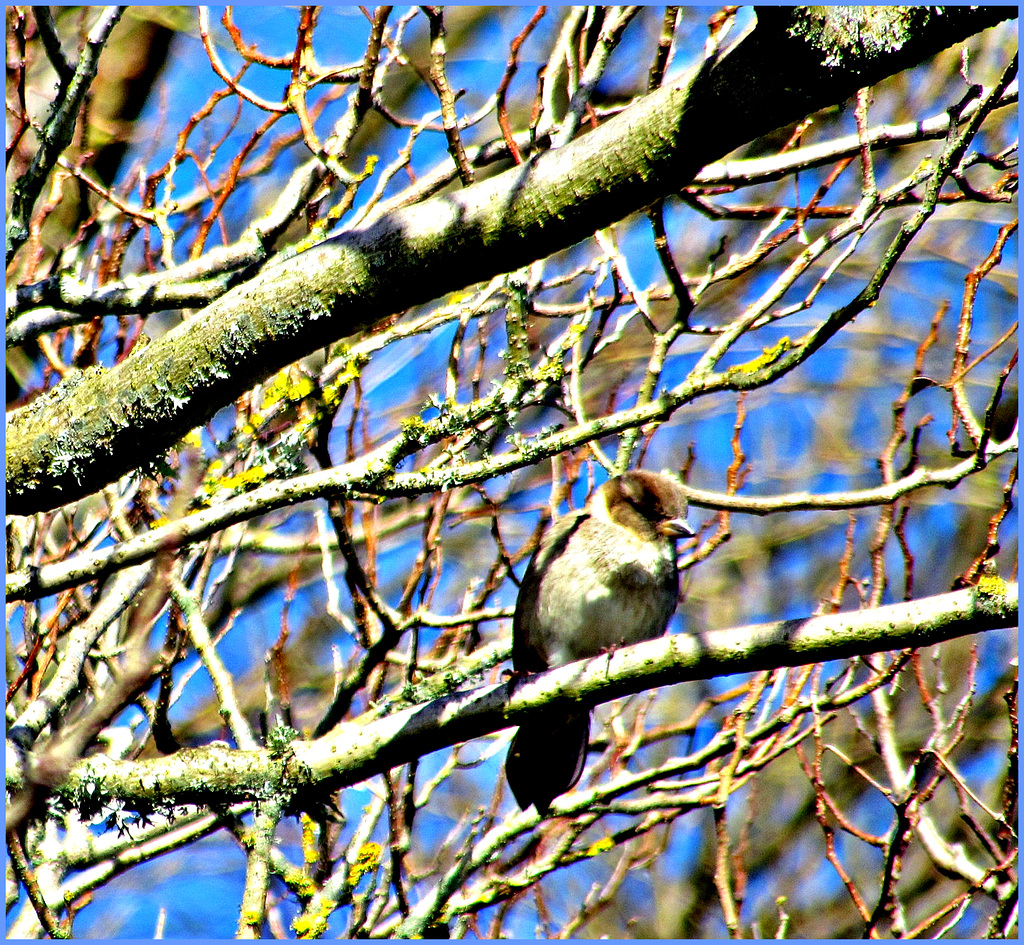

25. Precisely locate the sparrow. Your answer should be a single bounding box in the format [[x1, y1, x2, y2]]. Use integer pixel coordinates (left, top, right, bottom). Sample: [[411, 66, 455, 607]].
[[504, 470, 694, 814]]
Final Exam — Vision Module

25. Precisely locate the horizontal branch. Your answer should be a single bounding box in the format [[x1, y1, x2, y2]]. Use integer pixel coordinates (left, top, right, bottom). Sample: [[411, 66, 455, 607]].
[[6, 419, 1015, 601], [49, 582, 1017, 813], [694, 81, 1018, 188]]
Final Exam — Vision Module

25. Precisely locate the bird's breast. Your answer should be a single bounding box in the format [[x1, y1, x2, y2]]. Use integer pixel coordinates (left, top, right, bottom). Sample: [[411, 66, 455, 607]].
[[529, 523, 678, 667]]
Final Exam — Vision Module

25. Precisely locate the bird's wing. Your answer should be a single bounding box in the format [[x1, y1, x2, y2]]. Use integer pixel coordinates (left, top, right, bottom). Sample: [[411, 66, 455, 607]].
[[511, 509, 590, 673]]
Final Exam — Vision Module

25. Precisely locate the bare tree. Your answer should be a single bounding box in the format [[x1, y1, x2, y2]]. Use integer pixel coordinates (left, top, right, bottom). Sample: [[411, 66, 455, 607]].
[[6, 6, 1017, 939]]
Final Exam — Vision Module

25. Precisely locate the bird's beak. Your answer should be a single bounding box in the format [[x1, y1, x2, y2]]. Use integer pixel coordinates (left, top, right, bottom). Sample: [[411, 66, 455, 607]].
[[659, 517, 694, 539]]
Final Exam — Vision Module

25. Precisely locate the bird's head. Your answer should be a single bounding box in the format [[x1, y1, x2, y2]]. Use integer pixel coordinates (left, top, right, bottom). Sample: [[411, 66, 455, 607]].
[[591, 470, 694, 542]]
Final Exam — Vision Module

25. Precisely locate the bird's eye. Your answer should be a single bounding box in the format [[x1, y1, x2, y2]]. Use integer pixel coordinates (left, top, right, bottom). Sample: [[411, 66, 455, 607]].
[[641, 495, 665, 520]]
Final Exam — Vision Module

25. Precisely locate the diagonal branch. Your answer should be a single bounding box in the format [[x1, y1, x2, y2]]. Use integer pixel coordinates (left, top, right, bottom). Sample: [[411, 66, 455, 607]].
[[7, 6, 125, 262], [6, 6, 1014, 515]]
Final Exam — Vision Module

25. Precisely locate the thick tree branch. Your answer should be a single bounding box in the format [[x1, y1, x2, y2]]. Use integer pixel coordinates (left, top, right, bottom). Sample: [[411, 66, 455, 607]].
[[42, 582, 1017, 815], [6, 6, 1014, 515]]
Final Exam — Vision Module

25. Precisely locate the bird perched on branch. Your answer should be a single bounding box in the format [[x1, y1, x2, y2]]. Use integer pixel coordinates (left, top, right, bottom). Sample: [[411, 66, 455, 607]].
[[505, 470, 694, 814]]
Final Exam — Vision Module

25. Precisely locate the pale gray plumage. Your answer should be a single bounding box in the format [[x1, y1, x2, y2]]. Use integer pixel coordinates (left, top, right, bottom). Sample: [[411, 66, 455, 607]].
[[505, 470, 693, 813]]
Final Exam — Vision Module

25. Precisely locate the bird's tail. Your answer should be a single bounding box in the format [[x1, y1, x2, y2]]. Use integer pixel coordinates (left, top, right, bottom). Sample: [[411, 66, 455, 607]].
[[505, 710, 591, 813]]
